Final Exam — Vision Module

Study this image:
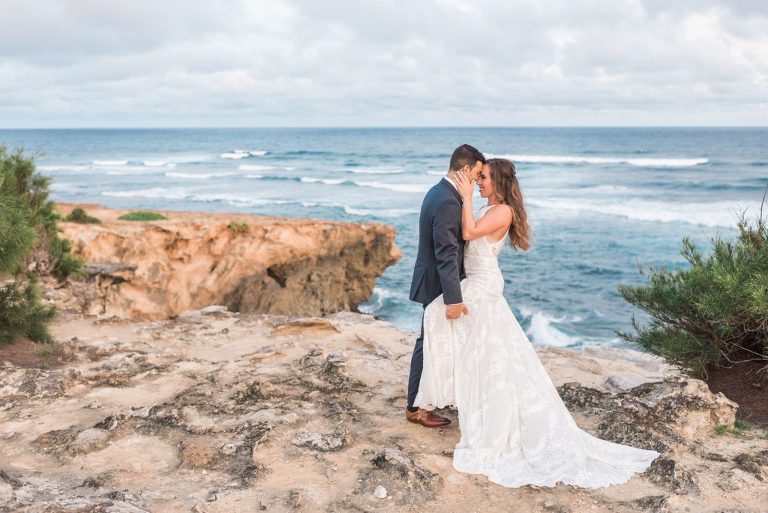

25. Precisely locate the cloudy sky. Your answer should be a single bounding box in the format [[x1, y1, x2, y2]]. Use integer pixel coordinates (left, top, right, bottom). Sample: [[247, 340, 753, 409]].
[[1, 0, 766, 127]]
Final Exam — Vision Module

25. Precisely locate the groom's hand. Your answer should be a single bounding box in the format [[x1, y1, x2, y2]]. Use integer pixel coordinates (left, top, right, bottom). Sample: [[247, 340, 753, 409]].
[[445, 303, 468, 319]]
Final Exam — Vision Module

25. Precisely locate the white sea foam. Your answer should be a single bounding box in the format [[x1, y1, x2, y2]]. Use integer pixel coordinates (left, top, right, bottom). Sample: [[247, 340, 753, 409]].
[[578, 185, 631, 194], [487, 154, 709, 167], [519, 307, 580, 347], [238, 164, 275, 171], [38, 165, 91, 172], [165, 172, 235, 180], [143, 160, 176, 167], [103, 187, 301, 207], [301, 177, 347, 185], [528, 198, 756, 227], [92, 160, 129, 166], [355, 181, 429, 193], [103, 188, 189, 200], [220, 150, 267, 159], [244, 174, 263, 179], [358, 286, 400, 314], [347, 167, 406, 175], [343, 206, 420, 217]]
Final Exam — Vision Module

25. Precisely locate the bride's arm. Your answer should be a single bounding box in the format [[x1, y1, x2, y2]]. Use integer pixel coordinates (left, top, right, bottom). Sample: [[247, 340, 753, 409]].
[[452, 173, 513, 241]]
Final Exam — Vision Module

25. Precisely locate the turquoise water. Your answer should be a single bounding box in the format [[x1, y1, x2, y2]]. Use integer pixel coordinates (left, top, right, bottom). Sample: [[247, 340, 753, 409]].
[[1, 127, 766, 348]]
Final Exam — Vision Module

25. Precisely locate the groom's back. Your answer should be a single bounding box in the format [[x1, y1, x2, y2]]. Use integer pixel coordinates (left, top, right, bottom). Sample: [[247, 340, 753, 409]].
[[409, 179, 464, 306]]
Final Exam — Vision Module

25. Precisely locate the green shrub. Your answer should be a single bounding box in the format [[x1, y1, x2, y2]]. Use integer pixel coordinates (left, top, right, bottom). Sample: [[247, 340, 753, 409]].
[[228, 221, 250, 234], [619, 210, 768, 380], [64, 207, 100, 224], [0, 146, 82, 279], [0, 146, 74, 345], [0, 275, 56, 345], [118, 211, 167, 221], [0, 196, 36, 274]]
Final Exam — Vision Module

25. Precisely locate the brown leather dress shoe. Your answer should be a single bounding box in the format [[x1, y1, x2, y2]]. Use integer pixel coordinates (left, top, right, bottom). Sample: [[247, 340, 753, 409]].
[[405, 408, 451, 428]]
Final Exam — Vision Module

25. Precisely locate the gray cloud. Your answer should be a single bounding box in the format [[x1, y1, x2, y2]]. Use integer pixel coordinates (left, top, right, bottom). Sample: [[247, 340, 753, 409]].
[[0, 0, 766, 127]]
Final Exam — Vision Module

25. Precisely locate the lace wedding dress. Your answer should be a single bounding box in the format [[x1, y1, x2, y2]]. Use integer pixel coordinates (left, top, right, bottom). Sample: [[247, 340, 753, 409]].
[[413, 204, 660, 488]]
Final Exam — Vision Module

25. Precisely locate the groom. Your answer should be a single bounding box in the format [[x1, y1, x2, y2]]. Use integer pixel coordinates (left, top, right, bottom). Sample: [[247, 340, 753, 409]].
[[406, 144, 486, 427]]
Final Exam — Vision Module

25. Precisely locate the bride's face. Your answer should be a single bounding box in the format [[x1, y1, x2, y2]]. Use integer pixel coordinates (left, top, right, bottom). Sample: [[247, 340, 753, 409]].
[[476, 164, 494, 199]]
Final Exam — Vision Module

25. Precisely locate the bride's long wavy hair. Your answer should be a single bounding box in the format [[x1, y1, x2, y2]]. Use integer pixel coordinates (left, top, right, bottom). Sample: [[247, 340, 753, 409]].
[[487, 158, 531, 251]]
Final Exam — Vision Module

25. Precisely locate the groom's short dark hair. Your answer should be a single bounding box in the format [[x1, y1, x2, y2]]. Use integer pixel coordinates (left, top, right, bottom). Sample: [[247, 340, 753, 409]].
[[449, 144, 486, 171]]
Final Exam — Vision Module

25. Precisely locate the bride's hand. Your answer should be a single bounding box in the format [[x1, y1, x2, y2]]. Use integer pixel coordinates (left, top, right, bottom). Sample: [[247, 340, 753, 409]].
[[453, 170, 474, 201]]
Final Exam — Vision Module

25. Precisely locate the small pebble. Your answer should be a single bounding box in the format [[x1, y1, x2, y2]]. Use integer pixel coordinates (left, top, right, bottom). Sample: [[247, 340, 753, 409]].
[[374, 485, 387, 499]]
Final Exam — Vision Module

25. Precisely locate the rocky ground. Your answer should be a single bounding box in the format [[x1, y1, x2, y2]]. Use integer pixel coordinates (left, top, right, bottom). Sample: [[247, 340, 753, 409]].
[[1, 308, 767, 513]]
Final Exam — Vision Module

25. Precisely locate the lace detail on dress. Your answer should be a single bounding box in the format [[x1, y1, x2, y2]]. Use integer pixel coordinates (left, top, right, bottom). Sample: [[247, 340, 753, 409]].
[[413, 203, 660, 489]]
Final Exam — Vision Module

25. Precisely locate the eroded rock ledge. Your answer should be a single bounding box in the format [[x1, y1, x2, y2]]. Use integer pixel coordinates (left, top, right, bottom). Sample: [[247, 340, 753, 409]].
[[54, 203, 401, 320], [0, 310, 765, 513]]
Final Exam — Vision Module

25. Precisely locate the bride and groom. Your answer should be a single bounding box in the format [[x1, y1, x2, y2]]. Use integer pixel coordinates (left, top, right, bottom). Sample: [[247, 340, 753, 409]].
[[405, 144, 660, 488]]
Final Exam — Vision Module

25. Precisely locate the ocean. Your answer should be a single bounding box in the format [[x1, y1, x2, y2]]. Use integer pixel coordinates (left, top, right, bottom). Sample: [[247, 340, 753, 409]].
[[1, 127, 765, 349]]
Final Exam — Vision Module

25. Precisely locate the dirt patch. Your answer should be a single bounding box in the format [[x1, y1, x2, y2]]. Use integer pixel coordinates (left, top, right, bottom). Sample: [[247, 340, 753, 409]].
[[0, 338, 70, 369], [706, 358, 768, 428]]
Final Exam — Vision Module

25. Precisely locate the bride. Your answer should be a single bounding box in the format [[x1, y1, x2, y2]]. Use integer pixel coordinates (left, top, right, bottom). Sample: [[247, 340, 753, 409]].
[[413, 158, 660, 488]]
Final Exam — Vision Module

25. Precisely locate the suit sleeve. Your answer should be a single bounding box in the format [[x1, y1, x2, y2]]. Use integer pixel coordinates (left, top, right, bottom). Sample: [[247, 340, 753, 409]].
[[432, 200, 463, 305]]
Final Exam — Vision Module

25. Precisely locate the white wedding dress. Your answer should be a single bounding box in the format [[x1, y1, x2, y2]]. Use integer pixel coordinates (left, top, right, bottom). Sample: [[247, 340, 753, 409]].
[[413, 204, 660, 488]]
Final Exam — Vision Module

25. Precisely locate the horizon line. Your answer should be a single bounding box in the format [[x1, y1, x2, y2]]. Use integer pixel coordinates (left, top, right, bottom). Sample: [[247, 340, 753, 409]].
[[1, 125, 767, 130]]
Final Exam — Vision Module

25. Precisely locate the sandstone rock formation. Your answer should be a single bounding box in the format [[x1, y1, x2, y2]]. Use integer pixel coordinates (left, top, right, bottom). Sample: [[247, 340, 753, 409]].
[[54, 203, 401, 320]]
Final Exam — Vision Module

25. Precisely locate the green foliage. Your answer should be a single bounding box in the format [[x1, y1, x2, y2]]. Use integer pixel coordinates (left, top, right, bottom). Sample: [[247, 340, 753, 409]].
[[118, 211, 167, 221], [0, 196, 36, 274], [619, 208, 768, 380], [0, 145, 81, 345], [64, 207, 100, 224], [0, 145, 82, 279], [228, 221, 250, 234], [0, 275, 56, 345]]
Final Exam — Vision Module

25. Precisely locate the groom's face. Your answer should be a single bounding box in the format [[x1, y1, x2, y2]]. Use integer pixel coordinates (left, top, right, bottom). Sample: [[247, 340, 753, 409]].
[[464, 160, 483, 183]]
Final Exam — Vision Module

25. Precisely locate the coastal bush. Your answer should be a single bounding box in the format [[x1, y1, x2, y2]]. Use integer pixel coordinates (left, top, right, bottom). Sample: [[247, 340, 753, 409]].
[[0, 147, 63, 345], [228, 221, 250, 234], [0, 276, 56, 345], [0, 196, 35, 274], [64, 207, 100, 224], [619, 211, 768, 380], [118, 211, 167, 221], [0, 146, 82, 279]]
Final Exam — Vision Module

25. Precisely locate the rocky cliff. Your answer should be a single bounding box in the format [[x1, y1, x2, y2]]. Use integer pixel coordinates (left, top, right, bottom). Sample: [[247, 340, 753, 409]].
[[54, 203, 401, 320], [1, 309, 765, 513]]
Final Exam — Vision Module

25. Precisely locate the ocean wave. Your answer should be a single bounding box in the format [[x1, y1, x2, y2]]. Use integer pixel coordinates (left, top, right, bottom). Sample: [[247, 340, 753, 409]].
[[102, 188, 297, 206], [165, 172, 236, 180], [528, 198, 755, 227], [426, 171, 446, 176], [38, 165, 92, 172], [92, 160, 129, 166], [347, 166, 406, 175], [143, 160, 177, 168], [519, 307, 581, 347], [105, 167, 162, 175], [238, 164, 275, 171], [220, 150, 267, 159], [343, 206, 420, 218], [577, 185, 631, 194], [103, 188, 189, 200], [300, 177, 349, 185], [358, 287, 402, 315], [487, 154, 709, 167], [355, 181, 429, 193]]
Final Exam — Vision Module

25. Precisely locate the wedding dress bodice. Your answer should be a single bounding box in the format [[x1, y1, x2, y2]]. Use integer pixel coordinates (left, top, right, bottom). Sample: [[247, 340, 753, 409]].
[[463, 205, 505, 293]]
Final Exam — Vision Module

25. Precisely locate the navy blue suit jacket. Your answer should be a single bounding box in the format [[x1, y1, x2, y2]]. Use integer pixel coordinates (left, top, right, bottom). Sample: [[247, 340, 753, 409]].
[[409, 178, 465, 306]]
